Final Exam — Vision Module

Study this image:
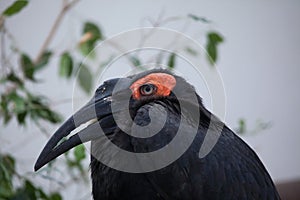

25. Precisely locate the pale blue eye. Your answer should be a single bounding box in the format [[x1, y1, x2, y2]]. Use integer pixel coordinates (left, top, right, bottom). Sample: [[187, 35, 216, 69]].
[[140, 84, 156, 96]]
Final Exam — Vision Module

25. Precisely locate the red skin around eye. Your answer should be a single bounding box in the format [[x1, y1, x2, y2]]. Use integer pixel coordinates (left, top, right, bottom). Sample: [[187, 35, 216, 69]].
[[130, 73, 176, 100]]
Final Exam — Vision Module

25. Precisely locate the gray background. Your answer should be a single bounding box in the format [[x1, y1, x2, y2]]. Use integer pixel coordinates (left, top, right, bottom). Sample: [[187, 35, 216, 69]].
[[1, 0, 299, 199]]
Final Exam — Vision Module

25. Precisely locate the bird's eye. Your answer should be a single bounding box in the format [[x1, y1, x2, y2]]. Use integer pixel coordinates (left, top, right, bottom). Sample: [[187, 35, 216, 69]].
[[139, 84, 157, 96]]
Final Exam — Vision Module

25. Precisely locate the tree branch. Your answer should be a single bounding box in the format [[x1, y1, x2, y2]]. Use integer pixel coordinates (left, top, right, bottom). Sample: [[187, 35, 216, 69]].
[[34, 0, 80, 64]]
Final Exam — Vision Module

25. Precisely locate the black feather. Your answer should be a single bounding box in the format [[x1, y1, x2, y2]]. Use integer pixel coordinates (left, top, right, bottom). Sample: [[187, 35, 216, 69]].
[[89, 69, 280, 200]]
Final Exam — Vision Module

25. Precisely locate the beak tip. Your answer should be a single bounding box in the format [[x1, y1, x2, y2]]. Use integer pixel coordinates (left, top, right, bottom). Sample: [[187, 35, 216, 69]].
[[34, 161, 42, 171], [34, 164, 40, 172], [34, 156, 46, 172]]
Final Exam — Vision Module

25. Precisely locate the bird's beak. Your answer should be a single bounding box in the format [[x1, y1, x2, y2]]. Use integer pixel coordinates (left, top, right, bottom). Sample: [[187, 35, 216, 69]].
[[34, 78, 131, 171]]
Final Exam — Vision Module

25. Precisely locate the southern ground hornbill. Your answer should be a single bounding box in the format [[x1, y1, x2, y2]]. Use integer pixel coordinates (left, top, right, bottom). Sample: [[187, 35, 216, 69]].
[[35, 69, 280, 199]]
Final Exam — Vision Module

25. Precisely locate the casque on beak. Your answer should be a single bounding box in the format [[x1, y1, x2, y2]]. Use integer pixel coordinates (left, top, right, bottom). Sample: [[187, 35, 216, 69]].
[[34, 78, 131, 171]]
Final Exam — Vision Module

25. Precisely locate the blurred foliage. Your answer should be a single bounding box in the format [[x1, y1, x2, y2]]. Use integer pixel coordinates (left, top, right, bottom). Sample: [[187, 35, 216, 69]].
[[0, 73, 61, 125], [59, 52, 73, 79], [2, 0, 28, 17], [0, 154, 15, 199], [167, 53, 176, 69], [206, 32, 224, 64], [0, 154, 62, 200], [236, 118, 272, 135], [185, 47, 198, 56], [1, 0, 93, 199], [8, 180, 62, 200], [129, 56, 142, 67], [79, 22, 103, 57], [187, 14, 211, 23], [237, 118, 246, 134], [20, 50, 53, 81], [78, 64, 93, 94], [64, 145, 87, 178], [0, 0, 232, 199]]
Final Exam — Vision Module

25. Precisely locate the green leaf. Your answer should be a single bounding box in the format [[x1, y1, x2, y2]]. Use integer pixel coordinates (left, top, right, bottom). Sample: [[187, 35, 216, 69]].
[[35, 51, 52, 71], [7, 92, 26, 113], [0, 156, 62, 199], [129, 56, 141, 67], [74, 144, 86, 163], [23, 180, 37, 199], [78, 64, 93, 93], [59, 52, 73, 78], [20, 51, 51, 80], [206, 43, 217, 64], [237, 118, 246, 134], [6, 73, 24, 86], [48, 193, 62, 200], [206, 31, 224, 64], [79, 22, 102, 57], [188, 14, 211, 23], [79, 41, 95, 57], [11, 180, 37, 200], [1, 91, 27, 124], [3, 0, 28, 17], [208, 32, 224, 44], [0, 154, 15, 198], [36, 188, 48, 200], [167, 53, 176, 69], [20, 54, 34, 80], [33, 108, 61, 124], [0, 95, 12, 124], [0, 154, 15, 179], [27, 94, 62, 124], [17, 111, 27, 124], [83, 22, 102, 41]]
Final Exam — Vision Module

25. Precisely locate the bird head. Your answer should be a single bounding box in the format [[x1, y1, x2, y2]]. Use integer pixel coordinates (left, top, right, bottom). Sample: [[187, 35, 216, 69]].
[[34, 69, 204, 171]]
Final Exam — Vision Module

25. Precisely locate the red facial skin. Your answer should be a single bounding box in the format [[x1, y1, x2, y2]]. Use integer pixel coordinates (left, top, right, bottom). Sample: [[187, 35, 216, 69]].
[[130, 73, 176, 100]]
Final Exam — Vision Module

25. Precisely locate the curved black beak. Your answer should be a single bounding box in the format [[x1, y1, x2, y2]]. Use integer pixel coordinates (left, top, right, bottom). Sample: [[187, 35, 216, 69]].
[[34, 78, 131, 171]]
